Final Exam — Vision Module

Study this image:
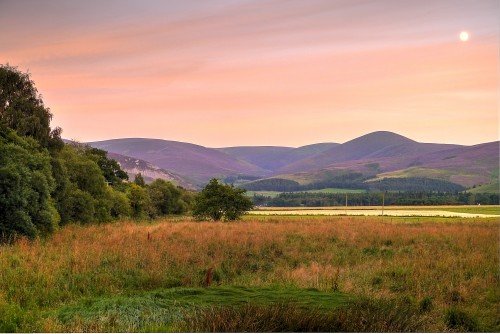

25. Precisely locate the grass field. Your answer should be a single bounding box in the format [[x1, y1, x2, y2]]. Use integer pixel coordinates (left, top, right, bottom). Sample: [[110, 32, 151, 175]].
[[468, 181, 499, 194], [0, 216, 498, 332]]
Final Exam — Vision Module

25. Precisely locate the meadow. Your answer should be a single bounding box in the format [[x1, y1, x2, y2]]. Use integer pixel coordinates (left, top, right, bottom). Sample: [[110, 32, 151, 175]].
[[249, 205, 500, 218], [0, 215, 498, 332]]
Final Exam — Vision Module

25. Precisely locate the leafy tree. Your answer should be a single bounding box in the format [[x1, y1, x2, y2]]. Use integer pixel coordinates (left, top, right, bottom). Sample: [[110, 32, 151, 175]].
[[108, 188, 131, 219], [58, 145, 107, 197], [83, 146, 128, 185], [147, 179, 190, 215], [53, 145, 117, 224], [193, 179, 253, 221], [59, 187, 95, 224], [0, 125, 59, 241], [0, 64, 62, 150], [134, 173, 146, 187], [127, 183, 153, 219]]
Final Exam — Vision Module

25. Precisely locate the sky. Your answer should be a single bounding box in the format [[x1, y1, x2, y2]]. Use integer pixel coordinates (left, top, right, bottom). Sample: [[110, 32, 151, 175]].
[[1, 0, 498, 147]]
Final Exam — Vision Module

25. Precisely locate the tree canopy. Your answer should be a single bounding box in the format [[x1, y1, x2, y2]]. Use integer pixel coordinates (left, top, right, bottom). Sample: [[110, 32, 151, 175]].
[[0, 125, 59, 241], [193, 179, 253, 221], [0, 64, 192, 242], [0, 64, 62, 149]]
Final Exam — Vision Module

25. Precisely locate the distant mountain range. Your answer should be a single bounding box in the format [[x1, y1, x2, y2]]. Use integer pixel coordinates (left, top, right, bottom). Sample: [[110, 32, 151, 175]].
[[86, 131, 499, 192]]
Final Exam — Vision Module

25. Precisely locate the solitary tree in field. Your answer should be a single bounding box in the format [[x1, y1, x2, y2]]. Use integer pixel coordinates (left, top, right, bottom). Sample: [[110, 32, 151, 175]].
[[193, 179, 253, 221]]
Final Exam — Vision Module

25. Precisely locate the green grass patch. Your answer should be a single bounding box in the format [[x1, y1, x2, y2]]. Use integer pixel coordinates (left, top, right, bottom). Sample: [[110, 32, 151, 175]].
[[54, 286, 348, 331], [430, 206, 500, 215], [468, 181, 499, 194]]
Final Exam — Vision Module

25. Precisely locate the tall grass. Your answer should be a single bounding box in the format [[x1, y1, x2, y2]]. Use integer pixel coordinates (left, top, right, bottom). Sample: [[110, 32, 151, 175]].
[[0, 216, 498, 331], [182, 298, 427, 332]]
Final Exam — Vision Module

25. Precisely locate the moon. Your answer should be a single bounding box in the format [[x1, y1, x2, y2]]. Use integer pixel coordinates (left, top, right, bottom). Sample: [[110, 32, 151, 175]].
[[459, 31, 469, 42]]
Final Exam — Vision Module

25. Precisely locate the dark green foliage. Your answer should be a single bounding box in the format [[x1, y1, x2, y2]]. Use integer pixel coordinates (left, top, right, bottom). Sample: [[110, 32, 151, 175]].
[[0, 125, 59, 241], [108, 188, 132, 219], [59, 187, 95, 224], [193, 179, 253, 221], [147, 179, 190, 216], [0, 63, 194, 240], [53, 145, 108, 224], [134, 173, 146, 187], [419, 296, 433, 312], [0, 64, 62, 149], [369, 177, 465, 192], [83, 147, 128, 185], [253, 191, 499, 207], [444, 308, 479, 332], [244, 175, 465, 193], [127, 183, 153, 219]]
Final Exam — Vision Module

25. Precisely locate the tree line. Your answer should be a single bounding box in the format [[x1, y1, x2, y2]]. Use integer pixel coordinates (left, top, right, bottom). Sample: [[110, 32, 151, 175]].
[[252, 191, 499, 207], [243, 175, 466, 193], [0, 65, 252, 242]]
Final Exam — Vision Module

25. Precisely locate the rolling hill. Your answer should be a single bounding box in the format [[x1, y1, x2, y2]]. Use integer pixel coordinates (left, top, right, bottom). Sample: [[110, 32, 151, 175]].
[[85, 132, 499, 192], [107, 152, 197, 189], [277, 131, 461, 174], [240, 132, 498, 191], [217, 142, 338, 172], [88, 138, 269, 185]]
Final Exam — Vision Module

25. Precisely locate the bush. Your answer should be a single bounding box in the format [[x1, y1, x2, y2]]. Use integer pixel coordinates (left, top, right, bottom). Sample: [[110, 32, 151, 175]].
[[147, 179, 186, 215], [0, 126, 59, 241], [108, 188, 131, 219], [60, 187, 95, 224], [127, 183, 153, 219], [419, 296, 433, 312], [444, 308, 479, 332]]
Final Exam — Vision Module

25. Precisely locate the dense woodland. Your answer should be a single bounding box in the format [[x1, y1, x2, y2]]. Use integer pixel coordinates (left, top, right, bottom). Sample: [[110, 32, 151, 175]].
[[0, 65, 193, 242], [253, 191, 499, 207], [243, 174, 466, 192]]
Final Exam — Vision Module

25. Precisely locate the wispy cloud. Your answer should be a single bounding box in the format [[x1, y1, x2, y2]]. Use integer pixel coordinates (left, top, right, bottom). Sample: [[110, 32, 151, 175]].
[[1, 0, 498, 145]]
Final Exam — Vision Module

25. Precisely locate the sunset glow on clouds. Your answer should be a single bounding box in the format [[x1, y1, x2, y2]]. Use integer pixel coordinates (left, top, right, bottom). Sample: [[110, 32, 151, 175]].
[[1, 0, 498, 146]]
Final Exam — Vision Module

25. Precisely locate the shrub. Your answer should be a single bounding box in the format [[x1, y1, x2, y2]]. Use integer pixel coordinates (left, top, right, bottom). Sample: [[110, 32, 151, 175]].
[[108, 188, 131, 219], [444, 308, 479, 332], [147, 179, 188, 215], [127, 183, 153, 219], [0, 126, 59, 241], [419, 296, 433, 312], [60, 187, 95, 224]]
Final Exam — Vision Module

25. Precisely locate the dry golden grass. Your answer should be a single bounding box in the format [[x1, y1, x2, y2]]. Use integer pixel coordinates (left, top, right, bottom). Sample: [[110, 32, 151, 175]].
[[0, 216, 498, 331]]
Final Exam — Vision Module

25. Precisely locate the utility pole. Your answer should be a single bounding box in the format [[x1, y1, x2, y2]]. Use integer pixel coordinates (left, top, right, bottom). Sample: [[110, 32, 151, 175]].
[[382, 191, 385, 216], [345, 193, 348, 215]]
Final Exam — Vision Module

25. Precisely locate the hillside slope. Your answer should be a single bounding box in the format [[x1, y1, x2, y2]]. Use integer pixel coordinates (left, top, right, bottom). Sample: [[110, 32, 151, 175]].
[[89, 138, 269, 184], [263, 141, 498, 189], [218, 142, 338, 172], [278, 131, 460, 173], [107, 152, 197, 189]]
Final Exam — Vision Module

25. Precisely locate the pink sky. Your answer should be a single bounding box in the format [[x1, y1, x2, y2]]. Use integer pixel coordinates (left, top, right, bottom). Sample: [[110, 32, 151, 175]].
[[1, 0, 498, 146]]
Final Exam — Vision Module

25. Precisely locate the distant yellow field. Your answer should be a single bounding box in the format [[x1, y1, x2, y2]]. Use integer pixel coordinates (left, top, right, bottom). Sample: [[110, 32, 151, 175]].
[[250, 205, 500, 218]]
